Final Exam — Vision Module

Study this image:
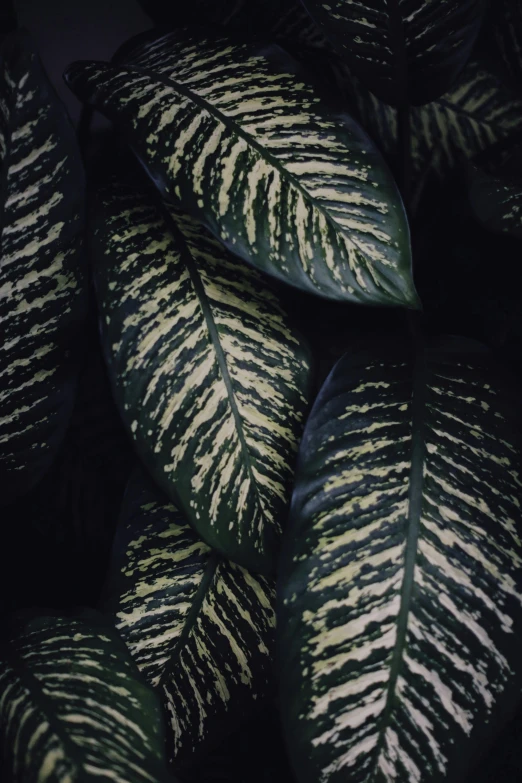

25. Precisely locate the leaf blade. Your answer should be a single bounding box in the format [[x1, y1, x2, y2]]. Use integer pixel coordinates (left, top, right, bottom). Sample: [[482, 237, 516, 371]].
[[353, 59, 522, 205], [90, 175, 311, 573], [0, 31, 86, 501], [65, 30, 418, 307], [104, 468, 276, 764], [278, 338, 522, 783], [0, 611, 173, 782], [301, 0, 484, 106]]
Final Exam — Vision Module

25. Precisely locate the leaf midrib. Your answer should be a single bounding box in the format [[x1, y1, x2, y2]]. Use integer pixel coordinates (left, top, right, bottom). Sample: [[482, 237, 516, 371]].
[[370, 344, 427, 778], [4, 635, 88, 778], [115, 60, 399, 284], [156, 197, 268, 539], [160, 550, 220, 684]]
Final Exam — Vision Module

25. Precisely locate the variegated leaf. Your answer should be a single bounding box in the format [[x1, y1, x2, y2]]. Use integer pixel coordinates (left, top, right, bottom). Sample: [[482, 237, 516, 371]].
[[65, 29, 418, 307], [103, 468, 275, 764], [0, 611, 173, 782], [278, 337, 522, 783], [301, 0, 483, 106], [354, 59, 522, 207], [468, 164, 522, 238], [90, 176, 311, 574], [0, 31, 86, 501]]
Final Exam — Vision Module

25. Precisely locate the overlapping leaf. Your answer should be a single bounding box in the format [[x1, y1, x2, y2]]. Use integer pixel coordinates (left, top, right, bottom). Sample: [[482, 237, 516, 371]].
[[89, 176, 311, 574], [468, 164, 522, 238], [354, 59, 522, 206], [0, 611, 173, 782], [301, 0, 483, 106], [0, 31, 86, 501], [136, 0, 332, 67], [278, 338, 522, 783], [103, 468, 275, 764], [65, 29, 418, 307]]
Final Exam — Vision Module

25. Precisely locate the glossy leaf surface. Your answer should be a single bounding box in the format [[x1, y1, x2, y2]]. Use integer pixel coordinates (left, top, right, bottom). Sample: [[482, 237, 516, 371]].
[[279, 338, 522, 783], [65, 30, 418, 307], [0, 31, 86, 501], [104, 469, 275, 763], [90, 177, 311, 574], [0, 611, 173, 782]]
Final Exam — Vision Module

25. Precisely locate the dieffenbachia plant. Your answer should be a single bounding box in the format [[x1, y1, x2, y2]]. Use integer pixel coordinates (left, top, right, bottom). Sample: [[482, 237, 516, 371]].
[[64, 29, 418, 308], [351, 58, 522, 207], [102, 468, 275, 765], [278, 337, 522, 783], [2, 3, 522, 782], [0, 611, 174, 782], [88, 174, 312, 574], [0, 30, 86, 502], [301, 0, 484, 106]]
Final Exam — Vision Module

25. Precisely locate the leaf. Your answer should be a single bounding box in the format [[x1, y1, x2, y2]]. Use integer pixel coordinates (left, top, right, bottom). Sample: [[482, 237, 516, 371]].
[[133, 0, 331, 69], [89, 175, 311, 575], [103, 468, 276, 765], [468, 164, 522, 238], [0, 610, 174, 782], [0, 313, 135, 616], [495, 0, 522, 88], [64, 29, 418, 308], [300, 0, 483, 106], [278, 337, 522, 783], [0, 31, 87, 502], [354, 59, 522, 207]]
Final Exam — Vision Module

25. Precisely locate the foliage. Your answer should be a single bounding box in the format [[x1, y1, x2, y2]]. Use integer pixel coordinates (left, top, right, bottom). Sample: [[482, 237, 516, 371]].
[[2, 1, 522, 782]]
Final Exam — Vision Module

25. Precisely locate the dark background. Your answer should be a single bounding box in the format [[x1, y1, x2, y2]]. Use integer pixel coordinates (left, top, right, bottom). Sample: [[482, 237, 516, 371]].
[[17, 0, 150, 124], [3, 2, 522, 782]]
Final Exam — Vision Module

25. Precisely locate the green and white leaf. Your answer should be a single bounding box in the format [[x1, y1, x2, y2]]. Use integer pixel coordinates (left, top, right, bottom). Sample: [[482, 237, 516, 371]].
[[90, 175, 311, 574], [65, 29, 418, 307], [468, 164, 522, 238], [495, 0, 522, 87], [0, 611, 173, 782], [0, 31, 86, 501], [103, 468, 276, 764], [355, 59, 522, 206], [278, 338, 522, 783], [301, 0, 483, 106]]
